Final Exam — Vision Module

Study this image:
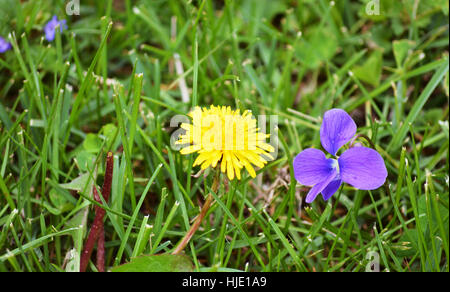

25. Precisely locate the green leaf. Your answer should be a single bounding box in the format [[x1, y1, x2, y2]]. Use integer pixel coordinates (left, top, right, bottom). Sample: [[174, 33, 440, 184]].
[[65, 205, 89, 248], [83, 133, 102, 153], [111, 254, 194, 272], [353, 50, 383, 87], [101, 123, 118, 148], [49, 188, 68, 209], [74, 151, 96, 172], [393, 40, 415, 68], [43, 189, 73, 215], [59, 173, 91, 193], [296, 27, 338, 69], [42, 201, 62, 215], [394, 229, 419, 258], [58, 172, 95, 199]]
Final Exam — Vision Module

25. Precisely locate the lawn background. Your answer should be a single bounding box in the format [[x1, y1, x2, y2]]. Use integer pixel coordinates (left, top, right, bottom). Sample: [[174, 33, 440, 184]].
[[0, 0, 448, 272]]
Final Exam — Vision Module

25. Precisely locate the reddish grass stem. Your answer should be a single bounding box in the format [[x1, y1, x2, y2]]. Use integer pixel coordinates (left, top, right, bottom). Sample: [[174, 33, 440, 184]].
[[96, 224, 105, 272], [80, 152, 114, 272]]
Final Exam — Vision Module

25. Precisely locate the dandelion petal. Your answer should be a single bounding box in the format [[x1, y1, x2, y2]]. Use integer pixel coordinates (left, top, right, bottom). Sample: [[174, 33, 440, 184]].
[[320, 109, 357, 155], [178, 105, 272, 180], [321, 179, 342, 201], [293, 148, 335, 186], [305, 170, 338, 203], [338, 147, 387, 190]]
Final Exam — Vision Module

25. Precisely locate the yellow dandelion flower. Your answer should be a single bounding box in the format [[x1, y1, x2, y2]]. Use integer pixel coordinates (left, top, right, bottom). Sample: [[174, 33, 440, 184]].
[[176, 105, 274, 180]]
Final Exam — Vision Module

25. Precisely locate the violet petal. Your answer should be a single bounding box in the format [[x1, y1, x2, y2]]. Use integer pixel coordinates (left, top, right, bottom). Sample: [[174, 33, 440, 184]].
[[321, 179, 342, 201], [320, 109, 357, 155], [0, 37, 11, 53], [293, 148, 335, 186], [338, 146, 387, 190], [305, 170, 338, 203]]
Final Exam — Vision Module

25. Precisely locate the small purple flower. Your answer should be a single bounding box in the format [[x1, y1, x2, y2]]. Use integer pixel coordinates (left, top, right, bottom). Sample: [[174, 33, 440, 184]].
[[44, 15, 67, 42], [293, 109, 387, 203], [0, 36, 12, 53]]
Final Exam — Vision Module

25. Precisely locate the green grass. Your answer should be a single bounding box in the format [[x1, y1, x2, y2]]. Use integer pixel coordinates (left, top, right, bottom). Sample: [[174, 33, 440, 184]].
[[0, 0, 449, 272]]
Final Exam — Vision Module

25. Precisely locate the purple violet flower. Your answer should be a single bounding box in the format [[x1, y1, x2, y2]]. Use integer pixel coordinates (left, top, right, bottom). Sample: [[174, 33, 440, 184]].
[[0, 36, 12, 53], [293, 108, 387, 203], [44, 15, 67, 42]]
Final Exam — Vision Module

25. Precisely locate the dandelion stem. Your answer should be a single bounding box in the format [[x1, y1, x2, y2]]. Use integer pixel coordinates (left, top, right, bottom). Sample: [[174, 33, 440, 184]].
[[172, 171, 221, 255]]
